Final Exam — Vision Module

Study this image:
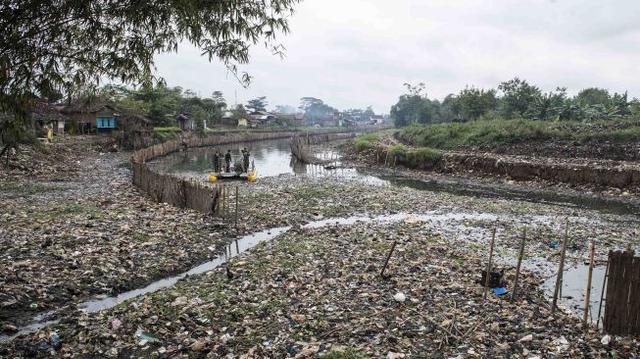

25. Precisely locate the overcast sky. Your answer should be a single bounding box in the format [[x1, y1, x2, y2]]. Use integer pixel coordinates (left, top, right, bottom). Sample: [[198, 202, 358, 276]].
[[155, 0, 640, 114]]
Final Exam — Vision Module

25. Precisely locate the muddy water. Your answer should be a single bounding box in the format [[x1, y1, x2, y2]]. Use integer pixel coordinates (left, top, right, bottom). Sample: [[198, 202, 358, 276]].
[[542, 265, 608, 323], [150, 138, 640, 217]]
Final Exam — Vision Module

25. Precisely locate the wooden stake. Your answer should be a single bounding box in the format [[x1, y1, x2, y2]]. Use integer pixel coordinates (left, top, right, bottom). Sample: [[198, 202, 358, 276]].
[[596, 259, 610, 330], [483, 226, 497, 300], [234, 185, 239, 230], [552, 219, 570, 313], [393, 155, 397, 177], [583, 241, 595, 326], [220, 185, 225, 217], [380, 240, 398, 278], [510, 227, 527, 302]]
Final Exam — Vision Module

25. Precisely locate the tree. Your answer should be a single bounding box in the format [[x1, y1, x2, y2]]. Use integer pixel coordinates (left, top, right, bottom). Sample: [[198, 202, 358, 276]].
[[231, 104, 248, 120], [0, 0, 301, 147], [246, 96, 268, 113], [455, 87, 497, 121], [526, 87, 567, 121], [363, 106, 376, 118], [497, 78, 542, 119], [274, 105, 296, 114], [576, 88, 611, 107], [390, 83, 439, 127], [299, 97, 336, 124]]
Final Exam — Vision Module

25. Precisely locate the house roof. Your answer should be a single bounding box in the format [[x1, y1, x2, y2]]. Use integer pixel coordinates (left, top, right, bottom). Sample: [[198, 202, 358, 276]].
[[61, 101, 118, 115], [31, 101, 67, 123]]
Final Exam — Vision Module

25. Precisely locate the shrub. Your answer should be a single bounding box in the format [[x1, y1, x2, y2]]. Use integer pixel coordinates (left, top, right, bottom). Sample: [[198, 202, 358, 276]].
[[353, 132, 380, 152]]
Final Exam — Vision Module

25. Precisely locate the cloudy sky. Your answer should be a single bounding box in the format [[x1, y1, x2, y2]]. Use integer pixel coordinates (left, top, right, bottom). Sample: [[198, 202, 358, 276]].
[[155, 0, 640, 114]]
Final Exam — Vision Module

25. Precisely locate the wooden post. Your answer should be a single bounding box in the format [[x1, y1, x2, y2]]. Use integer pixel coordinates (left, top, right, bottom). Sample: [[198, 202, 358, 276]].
[[393, 155, 397, 177], [380, 240, 398, 278], [583, 241, 595, 326], [220, 185, 225, 217], [552, 219, 570, 313], [596, 259, 610, 330], [234, 185, 239, 230], [483, 226, 497, 300], [510, 228, 527, 302]]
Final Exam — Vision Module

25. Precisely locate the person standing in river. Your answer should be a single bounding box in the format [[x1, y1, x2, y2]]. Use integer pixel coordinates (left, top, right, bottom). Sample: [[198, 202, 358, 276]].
[[242, 148, 251, 172], [224, 149, 232, 172], [213, 150, 221, 173]]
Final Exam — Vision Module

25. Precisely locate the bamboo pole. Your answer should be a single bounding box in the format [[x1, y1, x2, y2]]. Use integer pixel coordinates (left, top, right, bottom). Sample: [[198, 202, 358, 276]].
[[483, 226, 497, 300], [596, 257, 610, 330], [393, 155, 397, 177], [234, 185, 239, 230], [510, 228, 527, 302], [583, 241, 595, 326], [380, 241, 398, 278], [552, 219, 570, 313]]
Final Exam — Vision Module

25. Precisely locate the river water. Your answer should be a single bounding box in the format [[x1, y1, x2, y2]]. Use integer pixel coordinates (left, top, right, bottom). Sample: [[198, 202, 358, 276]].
[[149, 138, 640, 216]]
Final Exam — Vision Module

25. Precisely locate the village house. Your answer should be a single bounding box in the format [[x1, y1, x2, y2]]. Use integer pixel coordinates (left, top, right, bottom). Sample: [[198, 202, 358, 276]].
[[219, 111, 247, 127], [176, 113, 195, 131], [248, 111, 279, 127], [31, 101, 68, 135], [274, 113, 305, 127], [61, 102, 121, 134]]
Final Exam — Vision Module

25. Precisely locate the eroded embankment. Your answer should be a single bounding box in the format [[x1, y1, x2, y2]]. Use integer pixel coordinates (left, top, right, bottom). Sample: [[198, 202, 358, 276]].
[[360, 143, 640, 190]]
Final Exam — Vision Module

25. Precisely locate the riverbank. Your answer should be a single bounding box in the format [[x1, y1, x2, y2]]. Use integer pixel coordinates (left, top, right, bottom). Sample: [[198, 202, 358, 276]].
[[348, 131, 640, 194], [0, 137, 238, 328], [2, 135, 640, 356]]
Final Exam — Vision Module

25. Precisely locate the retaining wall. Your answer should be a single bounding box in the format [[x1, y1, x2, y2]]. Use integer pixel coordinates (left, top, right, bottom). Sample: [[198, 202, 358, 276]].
[[369, 145, 640, 189]]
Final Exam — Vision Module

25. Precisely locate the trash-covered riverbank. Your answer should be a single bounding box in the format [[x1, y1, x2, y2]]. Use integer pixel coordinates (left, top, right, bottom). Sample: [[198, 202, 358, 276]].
[[0, 138, 236, 327], [2, 137, 640, 356], [2, 220, 638, 357]]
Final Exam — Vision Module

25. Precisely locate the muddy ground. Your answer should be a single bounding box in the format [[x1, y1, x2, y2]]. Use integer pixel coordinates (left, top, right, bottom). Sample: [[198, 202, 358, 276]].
[[1, 136, 640, 357]]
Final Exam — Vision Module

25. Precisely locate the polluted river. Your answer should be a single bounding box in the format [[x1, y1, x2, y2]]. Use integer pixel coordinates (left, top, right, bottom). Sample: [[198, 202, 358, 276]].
[[2, 137, 640, 353]]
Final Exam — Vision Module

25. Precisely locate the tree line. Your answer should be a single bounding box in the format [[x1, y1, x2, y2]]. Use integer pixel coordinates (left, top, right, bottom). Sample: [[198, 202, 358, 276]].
[[87, 85, 377, 129], [391, 79, 640, 127]]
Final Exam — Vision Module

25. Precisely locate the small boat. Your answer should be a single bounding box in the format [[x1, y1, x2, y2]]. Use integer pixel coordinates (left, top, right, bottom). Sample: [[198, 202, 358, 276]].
[[208, 169, 258, 183]]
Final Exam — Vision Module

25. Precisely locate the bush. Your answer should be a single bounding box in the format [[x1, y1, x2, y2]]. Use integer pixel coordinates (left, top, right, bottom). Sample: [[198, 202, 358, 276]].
[[153, 126, 182, 143], [353, 132, 380, 152], [398, 117, 640, 149], [388, 143, 408, 156]]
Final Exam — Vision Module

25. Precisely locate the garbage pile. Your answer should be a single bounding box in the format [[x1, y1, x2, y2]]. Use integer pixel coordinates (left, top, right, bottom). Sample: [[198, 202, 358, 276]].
[[2, 221, 636, 357]]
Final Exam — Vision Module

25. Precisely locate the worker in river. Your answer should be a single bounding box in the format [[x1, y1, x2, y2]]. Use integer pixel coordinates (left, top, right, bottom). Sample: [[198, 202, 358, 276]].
[[242, 148, 251, 172], [213, 150, 221, 173], [224, 149, 232, 172]]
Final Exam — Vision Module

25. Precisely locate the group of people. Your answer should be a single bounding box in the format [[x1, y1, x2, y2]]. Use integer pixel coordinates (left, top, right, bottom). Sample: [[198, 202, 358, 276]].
[[213, 148, 252, 173]]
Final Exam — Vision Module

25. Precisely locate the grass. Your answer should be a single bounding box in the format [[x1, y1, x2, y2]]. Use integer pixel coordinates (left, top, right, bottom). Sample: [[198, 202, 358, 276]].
[[353, 133, 380, 152], [321, 348, 366, 359], [398, 117, 640, 149], [153, 126, 183, 143]]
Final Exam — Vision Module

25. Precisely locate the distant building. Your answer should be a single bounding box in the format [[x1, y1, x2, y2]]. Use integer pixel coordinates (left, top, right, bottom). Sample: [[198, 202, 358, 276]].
[[248, 111, 278, 127], [61, 103, 120, 134], [369, 115, 385, 125], [275, 113, 305, 127], [176, 113, 195, 131], [32, 101, 68, 135]]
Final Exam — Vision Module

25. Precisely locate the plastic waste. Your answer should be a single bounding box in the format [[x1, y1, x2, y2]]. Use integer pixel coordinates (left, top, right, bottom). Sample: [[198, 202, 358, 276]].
[[492, 287, 508, 296]]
